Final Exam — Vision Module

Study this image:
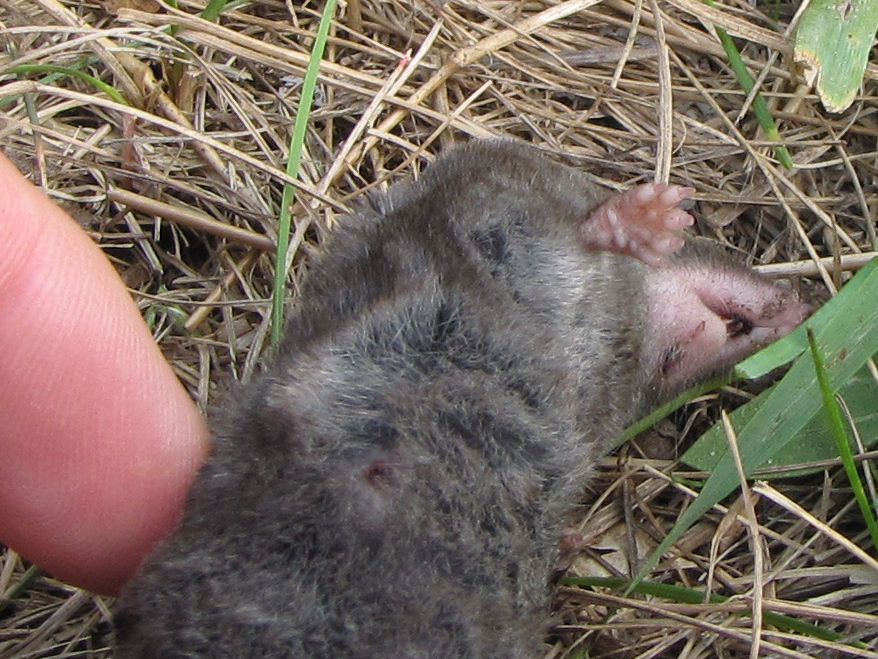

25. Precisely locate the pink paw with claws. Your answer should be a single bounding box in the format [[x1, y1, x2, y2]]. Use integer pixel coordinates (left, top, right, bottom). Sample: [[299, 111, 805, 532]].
[[581, 183, 695, 265]]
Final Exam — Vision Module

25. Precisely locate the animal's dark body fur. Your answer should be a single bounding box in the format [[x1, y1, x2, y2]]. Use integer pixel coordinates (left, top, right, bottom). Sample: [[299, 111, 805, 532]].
[[114, 140, 802, 657]]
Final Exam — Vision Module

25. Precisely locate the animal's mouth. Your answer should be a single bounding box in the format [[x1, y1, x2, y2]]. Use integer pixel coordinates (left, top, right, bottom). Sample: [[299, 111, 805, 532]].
[[643, 257, 810, 397], [723, 313, 754, 338]]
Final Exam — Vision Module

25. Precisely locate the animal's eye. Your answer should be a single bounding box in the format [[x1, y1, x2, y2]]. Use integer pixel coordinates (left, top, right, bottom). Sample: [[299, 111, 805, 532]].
[[661, 345, 684, 377], [363, 459, 397, 491]]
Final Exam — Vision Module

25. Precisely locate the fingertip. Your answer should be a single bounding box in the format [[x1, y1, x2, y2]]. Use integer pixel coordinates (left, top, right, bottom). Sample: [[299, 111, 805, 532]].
[[0, 150, 209, 595]]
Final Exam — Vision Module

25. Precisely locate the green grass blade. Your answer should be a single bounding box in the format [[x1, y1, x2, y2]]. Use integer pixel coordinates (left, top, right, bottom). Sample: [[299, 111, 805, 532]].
[[683, 365, 878, 476], [0, 565, 42, 615], [565, 575, 863, 645], [702, 0, 793, 168], [795, 0, 878, 112], [808, 327, 878, 550], [5, 63, 128, 105], [630, 256, 878, 591], [271, 0, 337, 348], [714, 27, 793, 169], [617, 375, 729, 448], [201, 0, 228, 22], [734, 315, 809, 379]]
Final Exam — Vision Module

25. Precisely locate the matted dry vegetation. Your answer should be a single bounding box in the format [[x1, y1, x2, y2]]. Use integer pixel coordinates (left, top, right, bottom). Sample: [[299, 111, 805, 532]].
[[1, 0, 877, 657]]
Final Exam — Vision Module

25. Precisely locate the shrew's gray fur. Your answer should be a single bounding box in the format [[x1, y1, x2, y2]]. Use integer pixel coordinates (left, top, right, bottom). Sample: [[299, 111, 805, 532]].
[[114, 140, 804, 658]]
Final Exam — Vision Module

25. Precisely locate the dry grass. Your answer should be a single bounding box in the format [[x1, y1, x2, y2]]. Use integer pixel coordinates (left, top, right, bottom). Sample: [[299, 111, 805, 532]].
[[1, 0, 877, 656]]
